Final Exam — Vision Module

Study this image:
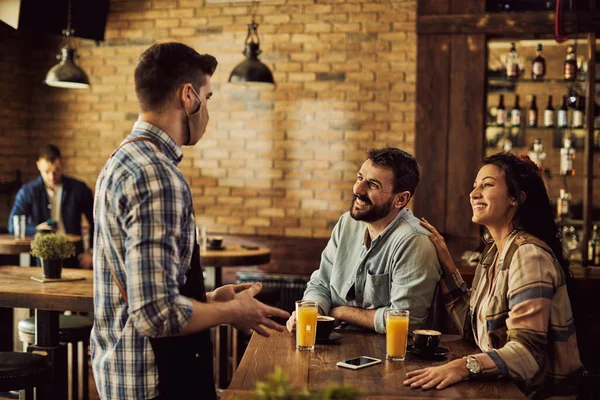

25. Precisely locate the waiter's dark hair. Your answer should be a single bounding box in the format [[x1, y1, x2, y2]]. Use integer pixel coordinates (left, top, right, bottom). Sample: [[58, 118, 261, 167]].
[[135, 42, 218, 112]]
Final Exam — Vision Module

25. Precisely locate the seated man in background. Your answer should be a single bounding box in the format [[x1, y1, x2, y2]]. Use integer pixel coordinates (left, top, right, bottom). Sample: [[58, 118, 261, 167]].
[[287, 148, 441, 334], [8, 144, 94, 268]]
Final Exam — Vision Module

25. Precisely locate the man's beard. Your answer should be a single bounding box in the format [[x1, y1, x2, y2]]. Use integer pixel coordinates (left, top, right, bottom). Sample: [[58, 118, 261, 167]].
[[349, 195, 394, 222]]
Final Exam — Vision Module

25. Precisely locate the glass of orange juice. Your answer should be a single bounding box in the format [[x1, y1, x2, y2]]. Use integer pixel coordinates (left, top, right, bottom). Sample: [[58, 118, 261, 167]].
[[386, 309, 409, 361], [295, 300, 319, 351]]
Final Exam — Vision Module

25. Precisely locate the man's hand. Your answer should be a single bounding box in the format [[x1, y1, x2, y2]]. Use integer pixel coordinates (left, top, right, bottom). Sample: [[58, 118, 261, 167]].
[[78, 252, 93, 269], [286, 311, 296, 332], [207, 283, 253, 303], [36, 221, 57, 233], [403, 358, 470, 390], [230, 283, 290, 337]]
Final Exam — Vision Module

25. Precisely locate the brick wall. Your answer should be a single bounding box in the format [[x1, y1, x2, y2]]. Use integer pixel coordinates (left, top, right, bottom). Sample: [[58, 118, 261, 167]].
[[0, 0, 417, 238], [0, 23, 35, 225]]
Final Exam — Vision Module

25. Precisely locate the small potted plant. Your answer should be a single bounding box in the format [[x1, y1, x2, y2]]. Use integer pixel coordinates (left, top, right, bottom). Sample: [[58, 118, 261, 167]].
[[30, 233, 75, 279]]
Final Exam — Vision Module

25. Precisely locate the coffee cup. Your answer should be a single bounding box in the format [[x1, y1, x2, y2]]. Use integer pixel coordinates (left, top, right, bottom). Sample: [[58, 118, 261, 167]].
[[208, 236, 223, 249], [316, 315, 335, 340], [412, 329, 441, 353]]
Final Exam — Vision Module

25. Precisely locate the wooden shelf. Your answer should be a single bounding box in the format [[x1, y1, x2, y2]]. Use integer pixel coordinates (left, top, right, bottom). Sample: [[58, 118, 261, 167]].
[[418, 10, 600, 35]]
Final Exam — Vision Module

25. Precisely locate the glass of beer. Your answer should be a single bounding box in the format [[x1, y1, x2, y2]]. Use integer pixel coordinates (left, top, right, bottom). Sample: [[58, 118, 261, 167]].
[[295, 300, 319, 351], [386, 309, 409, 361]]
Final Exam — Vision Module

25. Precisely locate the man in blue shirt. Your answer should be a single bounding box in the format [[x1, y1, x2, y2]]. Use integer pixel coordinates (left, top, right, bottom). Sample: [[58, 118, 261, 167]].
[[287, 148, 441, 334], [8, 145, 94, 268]]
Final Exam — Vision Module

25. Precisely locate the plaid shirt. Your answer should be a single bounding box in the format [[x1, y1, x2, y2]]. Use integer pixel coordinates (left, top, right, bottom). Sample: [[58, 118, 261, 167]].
[[91, 122, 196, 399]]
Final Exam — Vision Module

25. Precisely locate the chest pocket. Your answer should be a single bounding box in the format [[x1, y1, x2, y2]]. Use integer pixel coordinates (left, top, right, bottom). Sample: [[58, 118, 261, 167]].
[[363, 271, 390, 307]]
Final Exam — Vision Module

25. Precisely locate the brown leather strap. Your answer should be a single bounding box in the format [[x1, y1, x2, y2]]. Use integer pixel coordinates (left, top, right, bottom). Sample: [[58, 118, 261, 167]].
[[105, 254, 129, 304], [105, 136, 162, 305]]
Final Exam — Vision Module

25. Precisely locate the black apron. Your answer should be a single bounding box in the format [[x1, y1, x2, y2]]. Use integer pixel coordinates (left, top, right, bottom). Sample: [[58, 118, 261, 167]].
[[149, 241, 216, 400], [111, 136, 216, 400]]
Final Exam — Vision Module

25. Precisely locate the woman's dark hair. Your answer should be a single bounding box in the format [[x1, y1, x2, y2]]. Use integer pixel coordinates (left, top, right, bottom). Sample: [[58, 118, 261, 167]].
[[482, 152, 569, 277]]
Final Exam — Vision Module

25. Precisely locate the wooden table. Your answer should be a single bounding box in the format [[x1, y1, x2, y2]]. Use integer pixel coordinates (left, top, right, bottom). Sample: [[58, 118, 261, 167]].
[[0, 234, 82, 256], [226, 330, 526, 399], [0, 265, 93, 400], [200, 244, 270, 288], [201, 244, 271, 389]]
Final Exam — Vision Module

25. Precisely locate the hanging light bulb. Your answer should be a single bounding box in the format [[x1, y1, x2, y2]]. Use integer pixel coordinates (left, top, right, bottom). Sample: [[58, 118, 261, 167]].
[[228, 2, 274, 85], [45, 0, 90, 89]]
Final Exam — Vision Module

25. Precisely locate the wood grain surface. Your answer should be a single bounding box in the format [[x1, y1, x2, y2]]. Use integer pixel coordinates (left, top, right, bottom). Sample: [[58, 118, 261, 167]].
[[0, 266, 93, 312], [0, 233, 81, 255], [229, 330, 526, 399]]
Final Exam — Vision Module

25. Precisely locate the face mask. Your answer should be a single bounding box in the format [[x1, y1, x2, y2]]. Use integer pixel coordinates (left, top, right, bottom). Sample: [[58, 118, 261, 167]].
[[184, 86, 208, 145]]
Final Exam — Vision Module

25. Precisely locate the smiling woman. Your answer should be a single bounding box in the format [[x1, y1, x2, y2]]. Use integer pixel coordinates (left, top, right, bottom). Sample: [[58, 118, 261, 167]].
[[411, 152, 583, 398]]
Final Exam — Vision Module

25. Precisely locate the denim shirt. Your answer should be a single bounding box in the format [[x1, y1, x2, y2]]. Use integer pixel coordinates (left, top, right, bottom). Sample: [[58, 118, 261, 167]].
[[303, 208, 441, 334]]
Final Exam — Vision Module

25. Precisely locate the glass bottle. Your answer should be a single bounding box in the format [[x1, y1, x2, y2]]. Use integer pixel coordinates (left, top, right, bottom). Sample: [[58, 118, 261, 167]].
[[560, 136, 575, 176], [564, 45, 577, 81], [589, 225, 600, 265], [506, 43, 520, 80], [532, 43, 546, 81], [496, 95, 506, 127], [511, 95, 521, 127], [572, 97, 584, 129], [528, 95, 538, 128], [557, 188, 571, 221], [557, 95, 569, 128], [528, 138, 546, 171], [543, 95, 554, 128]]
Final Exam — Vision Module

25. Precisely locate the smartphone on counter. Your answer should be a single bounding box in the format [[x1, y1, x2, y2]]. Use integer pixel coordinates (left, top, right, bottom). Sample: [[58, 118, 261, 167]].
[[336, 356, 382, 370]]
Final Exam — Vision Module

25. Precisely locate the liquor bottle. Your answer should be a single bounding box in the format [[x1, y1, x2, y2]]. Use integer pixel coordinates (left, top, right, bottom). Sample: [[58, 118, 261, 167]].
[[528, 95, 538, 127], [496, 95, 507, 126], [506, 43, 520, 80], [528, 138, 546, 171], [560, 136, 575, 176], [531, 43, 546, 81], [557, 95, 569, 128], [589, 225, 600, 265], [572, 97, 584, 129], [511, 95, 521, 127], [564, 45, 577, 81], [543, 95, 554, 128], [557, 189, 571, 221]]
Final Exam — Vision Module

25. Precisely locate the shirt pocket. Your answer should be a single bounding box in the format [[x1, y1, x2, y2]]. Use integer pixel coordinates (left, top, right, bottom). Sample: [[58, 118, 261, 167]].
[[363, 271, 390, 307]]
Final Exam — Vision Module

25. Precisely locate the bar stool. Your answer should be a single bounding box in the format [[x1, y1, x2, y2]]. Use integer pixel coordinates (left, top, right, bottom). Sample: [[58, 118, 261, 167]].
[[0, 352, 49, 400], [18, 315, 92, 400]]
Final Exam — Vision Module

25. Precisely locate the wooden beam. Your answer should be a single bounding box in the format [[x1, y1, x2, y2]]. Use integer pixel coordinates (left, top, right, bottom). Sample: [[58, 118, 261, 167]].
[[417, 11, 600, 35], [445, 34, 486, 240], [414, 35, 451, 232], [418, 0, 450, 16], [582, 32, 596, 265]]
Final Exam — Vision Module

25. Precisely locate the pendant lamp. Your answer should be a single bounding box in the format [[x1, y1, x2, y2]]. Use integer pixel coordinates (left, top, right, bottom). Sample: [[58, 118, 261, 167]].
[[45, 0, 90, 89], [228, 2, 274, 84]]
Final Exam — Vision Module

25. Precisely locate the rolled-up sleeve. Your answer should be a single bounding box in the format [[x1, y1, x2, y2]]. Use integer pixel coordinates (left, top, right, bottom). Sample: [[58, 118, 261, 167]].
[[120, 165, 193, 338], [302, 222, 342, 316], [374, 234, 441, 334]]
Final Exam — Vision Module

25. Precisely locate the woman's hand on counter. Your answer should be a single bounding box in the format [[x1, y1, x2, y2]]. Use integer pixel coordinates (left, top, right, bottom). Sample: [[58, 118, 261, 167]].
[[420, 217, 458, 276], [403, 358, 470, 390]]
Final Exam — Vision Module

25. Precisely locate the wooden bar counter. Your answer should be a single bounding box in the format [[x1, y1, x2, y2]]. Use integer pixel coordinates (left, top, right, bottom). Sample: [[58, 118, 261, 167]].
[[226, 330, 526, 399]]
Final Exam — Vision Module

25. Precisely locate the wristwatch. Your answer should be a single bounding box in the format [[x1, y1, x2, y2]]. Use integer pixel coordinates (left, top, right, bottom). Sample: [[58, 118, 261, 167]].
[[465, 355, 482, 377]]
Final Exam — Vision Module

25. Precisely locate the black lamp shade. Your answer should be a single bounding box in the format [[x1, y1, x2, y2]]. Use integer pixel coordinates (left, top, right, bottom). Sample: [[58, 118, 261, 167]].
[[229, 58, 274, 84], [45, 47, 90, 89]]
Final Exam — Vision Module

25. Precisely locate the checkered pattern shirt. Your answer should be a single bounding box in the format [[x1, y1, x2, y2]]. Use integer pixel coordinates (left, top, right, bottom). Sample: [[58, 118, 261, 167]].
[[91, 122, 196, 399]]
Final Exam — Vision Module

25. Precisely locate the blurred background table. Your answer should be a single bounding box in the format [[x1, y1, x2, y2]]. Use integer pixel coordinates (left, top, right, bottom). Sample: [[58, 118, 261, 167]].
[[0, 265, 93, 400]]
